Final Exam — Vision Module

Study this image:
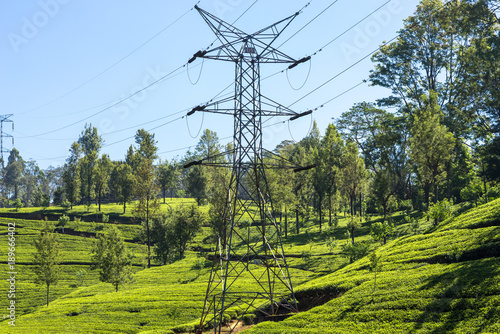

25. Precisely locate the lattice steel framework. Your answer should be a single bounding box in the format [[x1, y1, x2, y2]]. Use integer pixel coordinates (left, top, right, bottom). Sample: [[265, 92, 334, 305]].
[[185, 6, 312, 334], [0, 115, 13, 168]]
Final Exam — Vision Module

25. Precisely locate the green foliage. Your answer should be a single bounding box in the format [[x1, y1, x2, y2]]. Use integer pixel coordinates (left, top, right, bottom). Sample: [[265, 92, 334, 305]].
[[75, 269, 87, 287], [32, 221, 61, 306], [12, 198, 24, 211], [61, 199, 71, 211], [157, 159, 179, 202], [326, 236, 337, 254], [346, 215, 362, 244], [460, 177, 483, 206], [63, 142, 81, 208], [91, 225, 133, 292], [410, 91, 455, 206], [341, 241, 370, 264], [110, 163, 134, 214], [427, 198, 454, 226], [57, 214, 70, 233], [169, 205, 204, 260], [370, 220, 394, 245], [78, 124, 103, 204]]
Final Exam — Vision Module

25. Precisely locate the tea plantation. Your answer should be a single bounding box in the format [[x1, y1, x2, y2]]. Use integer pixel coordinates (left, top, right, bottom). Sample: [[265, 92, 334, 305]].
[[0, 199, 499, 333]]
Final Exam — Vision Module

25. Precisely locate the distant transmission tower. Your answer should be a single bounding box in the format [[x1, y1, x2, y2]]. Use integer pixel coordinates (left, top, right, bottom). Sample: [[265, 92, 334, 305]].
[[0, 115, 14, 168], [184, 6, 313, 334]]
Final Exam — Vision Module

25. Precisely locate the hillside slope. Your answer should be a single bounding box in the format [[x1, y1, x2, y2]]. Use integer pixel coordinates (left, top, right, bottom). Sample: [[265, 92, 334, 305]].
[[246, 199, 500, 333]]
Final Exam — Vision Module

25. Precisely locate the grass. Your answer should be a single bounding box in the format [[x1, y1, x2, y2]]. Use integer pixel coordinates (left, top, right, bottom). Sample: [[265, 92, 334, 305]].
[[246, 199, 500, 334], [0, 198, 199, 221], [0, 198, 498, 333]]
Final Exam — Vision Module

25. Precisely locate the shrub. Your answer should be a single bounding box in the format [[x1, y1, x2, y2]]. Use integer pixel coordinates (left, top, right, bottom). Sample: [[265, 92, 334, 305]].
[[426, 199, 453, 226], [75, 269, 87, 287], [460, 179, 483, 206], [341, 241, 370, 263], [12, 198, 23, 212], [61, 199, 71, 211], [57, 214, 70, 233], [370, 221, 394, 245]]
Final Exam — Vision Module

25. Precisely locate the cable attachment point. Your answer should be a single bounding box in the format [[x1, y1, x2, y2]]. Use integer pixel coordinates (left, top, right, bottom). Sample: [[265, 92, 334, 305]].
[[288, 56, 311, 70], [290, 110, 312, 121], [188, 50, 208, 64], [187, 105, 206, 116], [183, 160, 202, 169]]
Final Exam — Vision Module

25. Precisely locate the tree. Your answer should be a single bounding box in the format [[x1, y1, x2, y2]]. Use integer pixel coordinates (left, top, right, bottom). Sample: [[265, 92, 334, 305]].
[[268, 141, 297, 238], [91, 225, 133, 292], [372, 169, 395, 222], [135, 129, 158, 162], [22, 160, 42, 206], [78, 124, 103, 206], [5, 148, 24, 200], [110, 163, 134, 214], [341, 142, 367, 216], [346, 215, 362, 244], [62, 142, 81, 209], [461, 177, 483, 207], [427, 198, 453, 226], [337, 103, 409, 204], [94, 154, 114, 212], [370, 220, 394, 245], [369, 0, 495, 136], [207, 167, 231, 241], [150, 217, 175, 265], [186, 166, 207, 205], [57, 214, 70, 234], [320, 124, 344, 227], [157, 160, 179, 203], [33, 222, 61, 306], [410, 92, 455, 207], [134, 158, 160, 268], [169, 205, 204, 260]]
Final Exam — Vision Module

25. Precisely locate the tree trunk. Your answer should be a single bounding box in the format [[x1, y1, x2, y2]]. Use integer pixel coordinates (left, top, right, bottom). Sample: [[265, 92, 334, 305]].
[[383, 203, 387, 223], [123, 201, 126, 214], [318, 194, 322, 232], [328, 195, 332, 227], [351, 227, 355, 244], [424, 183, 430, 211], [98, 189, 102, 212], [163, 188, 166, 204], [284, 207, 288, 239], [46, 283, 50, 307], [295, 209, 300, 234], [146, 198, 151, 268], [446, 163, 451, 200], [359, 193, 362, 217], [350, 196, 354, 216], [433, 175, 439, 204], [115, 283, 119, 292]]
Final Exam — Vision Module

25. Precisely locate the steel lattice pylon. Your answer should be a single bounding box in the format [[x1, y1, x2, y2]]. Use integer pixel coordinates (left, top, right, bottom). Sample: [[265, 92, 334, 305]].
[[186, 6, 311, 333]]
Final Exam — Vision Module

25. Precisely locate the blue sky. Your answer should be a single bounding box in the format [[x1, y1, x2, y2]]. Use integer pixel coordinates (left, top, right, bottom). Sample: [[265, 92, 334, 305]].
[[1, 0, 420, 169]]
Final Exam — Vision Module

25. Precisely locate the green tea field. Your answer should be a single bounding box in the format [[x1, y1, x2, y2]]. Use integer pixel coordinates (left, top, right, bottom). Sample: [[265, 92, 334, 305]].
[[0, 199, 499, 333]]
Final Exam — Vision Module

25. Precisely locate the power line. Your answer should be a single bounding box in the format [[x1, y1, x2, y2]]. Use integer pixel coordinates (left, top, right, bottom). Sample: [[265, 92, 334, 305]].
[[287, 0, 456, 110], [16, 2, 199, 116], [20, 63, 187, 139], [277, 0, 338, 48], [20, 0, 262, 141]]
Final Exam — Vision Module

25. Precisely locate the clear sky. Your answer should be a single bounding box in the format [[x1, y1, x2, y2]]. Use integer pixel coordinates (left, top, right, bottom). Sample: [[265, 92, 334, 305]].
[[1, 0, 420, 169]]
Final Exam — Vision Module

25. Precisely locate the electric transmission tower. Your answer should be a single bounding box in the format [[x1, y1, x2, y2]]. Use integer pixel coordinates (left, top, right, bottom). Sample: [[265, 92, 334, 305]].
[[184, 6, 313, 334], [0, 115, 14, 168]]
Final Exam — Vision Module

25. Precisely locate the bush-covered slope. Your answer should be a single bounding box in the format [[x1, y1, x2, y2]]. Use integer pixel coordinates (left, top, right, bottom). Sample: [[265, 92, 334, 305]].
[[246, 199, 500, 333]]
